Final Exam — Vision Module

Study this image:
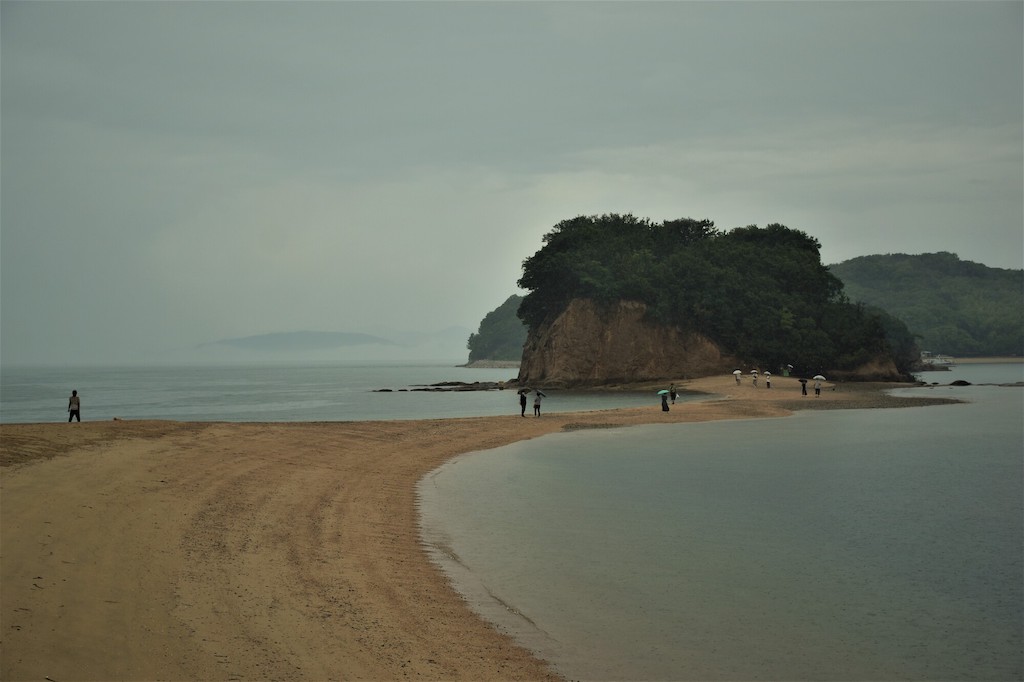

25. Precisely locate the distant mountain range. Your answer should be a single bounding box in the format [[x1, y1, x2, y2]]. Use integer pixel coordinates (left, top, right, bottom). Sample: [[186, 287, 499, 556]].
[[190, 327, 474, 364], [205, 331, 394, 351]]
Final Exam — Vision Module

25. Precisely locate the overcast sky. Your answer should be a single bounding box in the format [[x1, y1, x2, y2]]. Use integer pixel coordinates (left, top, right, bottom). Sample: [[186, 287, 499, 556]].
[[2, 1, 1021, 366]]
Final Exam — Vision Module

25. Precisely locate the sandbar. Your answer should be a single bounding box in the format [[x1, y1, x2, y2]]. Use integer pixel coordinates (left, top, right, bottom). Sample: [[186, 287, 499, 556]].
[[0, 376, 957, 680]]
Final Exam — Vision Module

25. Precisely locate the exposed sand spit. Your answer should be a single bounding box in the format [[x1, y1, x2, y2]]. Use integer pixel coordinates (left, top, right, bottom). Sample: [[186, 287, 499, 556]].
[[1, 377, 956, 680]]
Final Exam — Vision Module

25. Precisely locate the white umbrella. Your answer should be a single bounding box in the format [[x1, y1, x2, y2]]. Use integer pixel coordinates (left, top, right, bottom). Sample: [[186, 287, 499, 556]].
[[750, 369, 759, 375], [732, 370, 742, 375], [764, 371, 772, 376], [813, 374, 826, 381]]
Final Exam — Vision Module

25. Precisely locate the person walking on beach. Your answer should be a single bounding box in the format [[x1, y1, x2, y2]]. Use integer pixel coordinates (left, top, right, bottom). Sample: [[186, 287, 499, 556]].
[[765, 372, 772, 389], [814, 379, 822, 397], [801, 380, 808, 396], [519, 391, 527, 417], [68, 390, 81, 422], [661, 393, 670, 412], [669, 383, 677, 404], [533, 392, 543, 417]]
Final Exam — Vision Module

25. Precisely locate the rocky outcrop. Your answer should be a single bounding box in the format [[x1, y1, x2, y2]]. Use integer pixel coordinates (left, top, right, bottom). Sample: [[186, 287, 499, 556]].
[[517, 299, 739, 387], [517, 298, 909, 386], [829, 355, 906, 382]]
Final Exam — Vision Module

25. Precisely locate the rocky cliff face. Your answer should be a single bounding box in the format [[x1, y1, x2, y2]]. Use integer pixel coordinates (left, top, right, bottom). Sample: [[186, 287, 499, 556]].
[[517, 299, 739, 387], [517, 298, 908, 387], [829, 356, 904, 382]]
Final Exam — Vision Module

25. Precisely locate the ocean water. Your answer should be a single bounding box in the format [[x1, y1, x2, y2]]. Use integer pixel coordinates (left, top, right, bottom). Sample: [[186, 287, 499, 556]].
[[419, 364, 1024, 681], [0, 363, 668, 424], [914, 361, 1024, 387]]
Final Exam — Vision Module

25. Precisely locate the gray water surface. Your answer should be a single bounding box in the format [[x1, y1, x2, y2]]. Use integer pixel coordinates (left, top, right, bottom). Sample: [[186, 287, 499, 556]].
[[420, 378, 1023, 681], [0, 363, 668, 423]]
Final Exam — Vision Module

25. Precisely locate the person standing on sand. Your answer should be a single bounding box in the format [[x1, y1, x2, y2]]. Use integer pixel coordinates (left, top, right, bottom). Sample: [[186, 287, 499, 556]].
[[68, 390, 81, 422], [669, 383, 677, 404], [814, 379, 822, 397], [519, 391, 527, 417], [533, 392, 543, 416], [661, 393, 670, 412]]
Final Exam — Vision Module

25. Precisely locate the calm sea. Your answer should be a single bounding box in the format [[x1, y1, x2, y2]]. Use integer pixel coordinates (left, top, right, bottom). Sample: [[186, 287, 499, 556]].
[[0, 363, 664, 424], [419, 363, 1024, 681]]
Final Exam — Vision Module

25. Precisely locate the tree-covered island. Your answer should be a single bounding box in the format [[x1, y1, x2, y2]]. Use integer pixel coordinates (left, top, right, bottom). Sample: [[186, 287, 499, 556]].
[[516, 214, 918, 382], [466, 294, 527, 364]]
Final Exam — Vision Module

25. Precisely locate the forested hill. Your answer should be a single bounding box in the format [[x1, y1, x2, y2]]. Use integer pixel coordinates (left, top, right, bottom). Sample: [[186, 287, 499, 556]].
[[516, 214, 918, 377], [828, 253, 1023, 357], [466, 294, 527, 362]]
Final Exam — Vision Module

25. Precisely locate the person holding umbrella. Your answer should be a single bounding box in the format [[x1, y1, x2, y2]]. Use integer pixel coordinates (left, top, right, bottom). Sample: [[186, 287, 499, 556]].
[[799, 378, 808, 396], [813, 375, 825, 397], [658, 389, 670, 411], [733, 369, 742, 385], [765, 371, 772, 389], [518, 388, 529, 417], [533, 389, 546, 416]]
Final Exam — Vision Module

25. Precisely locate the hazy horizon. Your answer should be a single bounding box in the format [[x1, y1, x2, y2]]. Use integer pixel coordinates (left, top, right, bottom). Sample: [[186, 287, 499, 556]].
[[0, 323, 478, 369], [3, 1, 1022, 366]]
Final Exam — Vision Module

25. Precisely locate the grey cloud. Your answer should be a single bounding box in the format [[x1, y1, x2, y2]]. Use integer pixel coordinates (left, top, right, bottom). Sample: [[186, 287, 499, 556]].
[[2, 1, 1021, 365]]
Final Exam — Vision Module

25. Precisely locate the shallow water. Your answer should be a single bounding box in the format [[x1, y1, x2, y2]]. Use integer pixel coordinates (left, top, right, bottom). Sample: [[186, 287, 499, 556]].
[[420, 367, 1023, 681], [915, 361, 1024, 386], [0, 363, 670, 423]]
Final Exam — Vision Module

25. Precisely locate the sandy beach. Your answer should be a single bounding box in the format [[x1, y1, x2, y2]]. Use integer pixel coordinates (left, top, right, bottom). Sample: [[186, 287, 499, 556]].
[[0, 376, 957, 681]]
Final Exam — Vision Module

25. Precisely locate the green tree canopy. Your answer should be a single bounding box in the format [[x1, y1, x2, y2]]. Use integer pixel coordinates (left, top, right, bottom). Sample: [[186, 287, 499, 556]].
[[467, 294, 528, 362], [518, 214, 918, 375], [829, 252, 1023, 357]]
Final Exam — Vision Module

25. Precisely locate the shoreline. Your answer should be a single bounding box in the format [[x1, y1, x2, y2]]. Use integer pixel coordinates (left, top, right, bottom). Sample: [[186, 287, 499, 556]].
[[458, 360, 522, 369], [0, 377, 962, 680]]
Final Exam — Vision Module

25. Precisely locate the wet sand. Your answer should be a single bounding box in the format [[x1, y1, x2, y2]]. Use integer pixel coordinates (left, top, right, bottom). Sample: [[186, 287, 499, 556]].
[[0, 376, 957, 680]]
